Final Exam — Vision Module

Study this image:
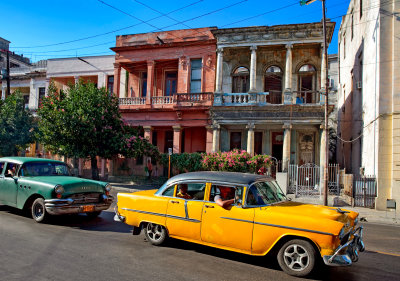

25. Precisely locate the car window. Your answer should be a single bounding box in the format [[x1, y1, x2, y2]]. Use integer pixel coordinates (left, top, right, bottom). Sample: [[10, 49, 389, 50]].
[[246, 181, 286, 206], [0, 162, 4, 175], [210, 184, 243, 205], [5, 163, 20, 177], [162, 185, 175, 197], [19, 162, 71, 177], [176, 183, 206, 200]]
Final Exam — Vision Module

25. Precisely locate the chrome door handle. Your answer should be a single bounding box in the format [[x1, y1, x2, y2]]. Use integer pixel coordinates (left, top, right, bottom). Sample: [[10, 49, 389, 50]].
[[205, 205, 214, 208], [171, 200, 180, 204]]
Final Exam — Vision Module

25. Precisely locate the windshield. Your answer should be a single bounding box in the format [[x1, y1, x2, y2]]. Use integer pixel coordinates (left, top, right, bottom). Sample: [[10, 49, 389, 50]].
[[19, 162, 71, 177], [246, 181, 287, 206]]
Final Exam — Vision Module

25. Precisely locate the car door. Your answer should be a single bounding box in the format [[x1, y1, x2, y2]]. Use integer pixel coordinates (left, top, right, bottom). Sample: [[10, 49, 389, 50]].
[[201, 184, 255, 252], [165, 182, 206, 241], [0, 162, 20, 207]]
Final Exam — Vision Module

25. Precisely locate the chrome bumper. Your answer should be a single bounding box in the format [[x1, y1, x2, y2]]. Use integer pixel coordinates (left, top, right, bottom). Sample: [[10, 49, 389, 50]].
[[44, 195, 113, 215], [323, 226, 365, 266], [114, 206, 125, 222]]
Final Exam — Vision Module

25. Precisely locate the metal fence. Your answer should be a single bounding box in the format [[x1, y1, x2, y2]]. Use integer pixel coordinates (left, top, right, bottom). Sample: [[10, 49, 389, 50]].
[[353, 176, 377, 208]]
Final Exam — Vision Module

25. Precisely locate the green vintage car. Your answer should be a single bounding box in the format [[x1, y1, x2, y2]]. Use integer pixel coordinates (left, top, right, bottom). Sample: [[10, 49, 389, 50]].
[[0, 157, 113, 222]]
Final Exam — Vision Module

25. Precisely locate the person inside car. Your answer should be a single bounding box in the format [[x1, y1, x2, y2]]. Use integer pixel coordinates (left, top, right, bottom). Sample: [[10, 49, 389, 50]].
[[214, 186, 236, 208], [177, 184, 192, 199]]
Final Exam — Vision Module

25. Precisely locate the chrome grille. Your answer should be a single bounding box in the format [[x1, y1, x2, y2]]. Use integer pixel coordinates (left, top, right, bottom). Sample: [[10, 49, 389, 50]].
[[67, 193, 102, 204]]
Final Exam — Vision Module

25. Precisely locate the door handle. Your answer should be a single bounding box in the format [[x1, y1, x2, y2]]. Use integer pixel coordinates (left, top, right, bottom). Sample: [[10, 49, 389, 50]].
[[171, 200, 180, 204], [205, 205, 214, 208]]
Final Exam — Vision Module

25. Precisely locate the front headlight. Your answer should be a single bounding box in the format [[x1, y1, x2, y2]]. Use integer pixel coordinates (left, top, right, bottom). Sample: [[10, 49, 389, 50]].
[[54, 184, 64, 198], [105, 184, 112, 195]]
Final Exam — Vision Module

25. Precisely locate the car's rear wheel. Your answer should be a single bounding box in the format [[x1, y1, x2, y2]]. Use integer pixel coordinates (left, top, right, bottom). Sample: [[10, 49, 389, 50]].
[[144, 222, 167, 245], [31, 198, 48, 223], [277, 239, 316, 277]]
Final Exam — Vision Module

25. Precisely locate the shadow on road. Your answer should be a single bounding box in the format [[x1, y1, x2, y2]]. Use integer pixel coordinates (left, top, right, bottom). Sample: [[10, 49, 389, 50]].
[[0, 205, 132, 234]]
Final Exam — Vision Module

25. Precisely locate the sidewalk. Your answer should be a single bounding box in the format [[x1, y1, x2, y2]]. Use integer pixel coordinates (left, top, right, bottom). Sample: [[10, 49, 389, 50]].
[[109, 178, 399, 227]]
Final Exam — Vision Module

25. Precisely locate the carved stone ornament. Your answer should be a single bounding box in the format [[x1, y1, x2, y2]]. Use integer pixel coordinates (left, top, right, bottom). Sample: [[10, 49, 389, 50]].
[[299, 132, 314, 164]]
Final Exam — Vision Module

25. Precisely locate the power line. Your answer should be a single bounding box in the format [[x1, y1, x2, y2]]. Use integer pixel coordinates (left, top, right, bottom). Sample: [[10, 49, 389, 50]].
[[11, 0, 205, 49]]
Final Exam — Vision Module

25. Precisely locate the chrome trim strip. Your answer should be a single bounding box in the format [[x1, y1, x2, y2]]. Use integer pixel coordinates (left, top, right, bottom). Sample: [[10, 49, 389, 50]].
[[220, 217, 334, 236], [184, 201, 189, 219], [122, 208, 200, 223]]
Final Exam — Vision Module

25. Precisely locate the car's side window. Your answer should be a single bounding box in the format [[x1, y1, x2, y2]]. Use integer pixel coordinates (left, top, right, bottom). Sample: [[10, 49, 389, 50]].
[[0, 162, 5, 175], [162, 185, 175, 197], [176, 183, 205, 200], [5, 163, 20, 177], [210, 184, 243, 205]]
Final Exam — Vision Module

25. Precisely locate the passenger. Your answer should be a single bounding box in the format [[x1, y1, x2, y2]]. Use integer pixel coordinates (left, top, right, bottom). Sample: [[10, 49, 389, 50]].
[[214, 186, 235, 209], [177, 184, 191, 199], [7, 166, 16, 177]]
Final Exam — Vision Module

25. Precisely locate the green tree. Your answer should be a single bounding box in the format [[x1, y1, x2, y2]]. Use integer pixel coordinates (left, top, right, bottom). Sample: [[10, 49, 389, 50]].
[[0, 91, 36, 156], [37, 81, 159, 180]]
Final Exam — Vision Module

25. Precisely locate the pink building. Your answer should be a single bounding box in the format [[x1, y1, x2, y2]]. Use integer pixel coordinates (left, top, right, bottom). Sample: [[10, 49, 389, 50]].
[[111, 28, 216, 174]]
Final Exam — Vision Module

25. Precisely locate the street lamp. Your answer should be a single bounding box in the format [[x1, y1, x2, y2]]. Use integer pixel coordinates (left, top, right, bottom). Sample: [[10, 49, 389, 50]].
[[301, 0, 330, 206]]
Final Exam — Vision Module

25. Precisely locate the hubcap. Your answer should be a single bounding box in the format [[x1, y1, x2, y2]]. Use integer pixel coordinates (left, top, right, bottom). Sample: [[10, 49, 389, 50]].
[[283, 244, 310, 271], [146, 223, 163, 241], [33, 203, 44, 219]]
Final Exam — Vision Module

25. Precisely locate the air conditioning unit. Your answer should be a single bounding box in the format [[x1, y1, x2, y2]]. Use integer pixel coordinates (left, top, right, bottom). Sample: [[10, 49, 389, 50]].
[[356, 81, 362, 89]]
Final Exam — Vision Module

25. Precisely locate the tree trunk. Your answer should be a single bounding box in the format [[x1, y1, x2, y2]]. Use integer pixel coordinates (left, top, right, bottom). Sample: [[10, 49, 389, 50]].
[[91, 157, 100, 180]]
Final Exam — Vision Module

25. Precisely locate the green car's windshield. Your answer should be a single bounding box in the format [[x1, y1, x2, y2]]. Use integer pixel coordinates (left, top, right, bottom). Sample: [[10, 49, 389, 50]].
[[246, 181, 287, 206], [19, 162, 71, 177]]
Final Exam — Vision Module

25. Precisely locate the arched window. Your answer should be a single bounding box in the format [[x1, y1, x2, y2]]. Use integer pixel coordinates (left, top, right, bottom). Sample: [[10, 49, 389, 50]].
[[264, 65, 283, 104], [298, 64, 317, 104], [232, 66, 249, 93]]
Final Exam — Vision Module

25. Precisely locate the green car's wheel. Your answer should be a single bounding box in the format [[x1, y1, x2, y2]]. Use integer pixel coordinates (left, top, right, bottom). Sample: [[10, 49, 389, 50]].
[[277, 239, 316, 277], [144, 222, 167, 246], [31, 198, 48, 223]]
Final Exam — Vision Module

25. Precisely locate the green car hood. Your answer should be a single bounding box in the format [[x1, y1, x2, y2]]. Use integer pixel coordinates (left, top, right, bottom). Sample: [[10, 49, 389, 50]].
[[25, 176, 105, 195]]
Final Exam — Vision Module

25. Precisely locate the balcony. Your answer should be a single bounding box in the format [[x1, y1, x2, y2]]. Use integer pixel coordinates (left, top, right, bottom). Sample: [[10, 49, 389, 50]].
[[118, 92, 213, 108], [214, 91, 321, 106]]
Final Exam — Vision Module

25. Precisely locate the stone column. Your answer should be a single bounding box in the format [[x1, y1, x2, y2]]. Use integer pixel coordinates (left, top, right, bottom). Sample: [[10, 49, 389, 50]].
[[45, 78, 50, 96], [282, 123, 292, 171], [119, 68, 127, 98], [246, 123, 255, 156], [29, 78, 35, 110], [2, 82, 7, 100], [212, 122, 221, 152], [319, 124, 327, 189], [74, 76, 80, 84], [320, 45, 327, 104], [113, 63, 121, 97], [284, 44, 293, 105], [206, 125, 213, 153], [143, 126, 153, 144], [249, 46, 257, 93], [172, 125, 182, 154], [146, 61, 155, 105], [215, 48, 224, 93]]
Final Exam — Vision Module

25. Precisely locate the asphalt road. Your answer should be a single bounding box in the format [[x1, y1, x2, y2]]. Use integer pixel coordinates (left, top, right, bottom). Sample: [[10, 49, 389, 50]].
[[0, 191, 399, 281]]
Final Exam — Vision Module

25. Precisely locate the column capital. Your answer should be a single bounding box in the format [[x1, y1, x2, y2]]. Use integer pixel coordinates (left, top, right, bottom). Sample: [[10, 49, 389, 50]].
[[320, 124, 326, 130], [216, 47, 224, 54], [147, 60, 155, 66], [113, 63, 120, 68], [143, 126, 153, 132], [246, 122, 255, 130], [172, 125, 182, 132], [283, 123, 292, 130], [212, 121, 220, 130], [250, 45, 257, 51], [285, 43, 293, 49]]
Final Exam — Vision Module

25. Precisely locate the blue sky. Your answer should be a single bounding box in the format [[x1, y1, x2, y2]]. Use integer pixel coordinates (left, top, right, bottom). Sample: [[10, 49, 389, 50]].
[[2, 0, 350, 62]]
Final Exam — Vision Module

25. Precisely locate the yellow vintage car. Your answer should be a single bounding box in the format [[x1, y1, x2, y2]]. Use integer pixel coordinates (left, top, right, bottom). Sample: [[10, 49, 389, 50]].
[[115, 171, 364, 277]]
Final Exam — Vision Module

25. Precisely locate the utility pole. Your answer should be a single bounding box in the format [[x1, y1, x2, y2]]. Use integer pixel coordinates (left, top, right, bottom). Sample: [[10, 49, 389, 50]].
[[6, 50, 10, 97], [301, 0, 329, 205]]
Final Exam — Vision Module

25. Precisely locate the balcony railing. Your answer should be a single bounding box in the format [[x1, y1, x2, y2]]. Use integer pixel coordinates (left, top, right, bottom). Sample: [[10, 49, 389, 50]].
[[291, 91, 320, 105], [119, 92, 213, 106]]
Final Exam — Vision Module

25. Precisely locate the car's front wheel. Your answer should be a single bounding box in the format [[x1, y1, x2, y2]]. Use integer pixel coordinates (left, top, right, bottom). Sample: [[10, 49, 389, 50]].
[[277, 239, 316, 277], [31, 198, 48, 223], [144, 222, 167, 245]]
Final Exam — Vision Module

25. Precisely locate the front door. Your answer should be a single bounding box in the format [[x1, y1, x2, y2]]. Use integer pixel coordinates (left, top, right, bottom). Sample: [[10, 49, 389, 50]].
[[165, 182, 206, 241], [201, 184, 254, 252], [0, 163, 19, 206]]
